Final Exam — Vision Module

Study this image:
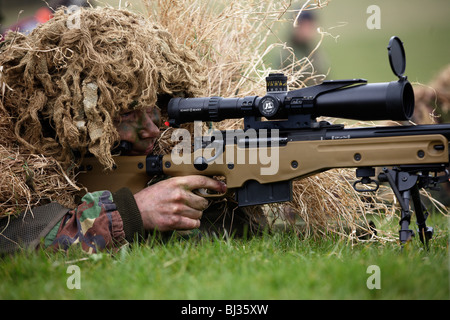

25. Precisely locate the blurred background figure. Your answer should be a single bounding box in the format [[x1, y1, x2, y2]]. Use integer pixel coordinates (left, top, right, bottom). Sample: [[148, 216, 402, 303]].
[[277, 10, 329, 78], [412, 64, 450, 125], [1, 0, 89, 36]]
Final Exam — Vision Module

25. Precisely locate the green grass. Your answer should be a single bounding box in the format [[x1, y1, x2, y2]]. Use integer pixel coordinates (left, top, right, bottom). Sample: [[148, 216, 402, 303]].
[[1, 214, 448, 300]]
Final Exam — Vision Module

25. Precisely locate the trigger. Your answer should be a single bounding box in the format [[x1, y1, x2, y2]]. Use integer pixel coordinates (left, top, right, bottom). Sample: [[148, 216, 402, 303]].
[[194, 188, 226, 199]]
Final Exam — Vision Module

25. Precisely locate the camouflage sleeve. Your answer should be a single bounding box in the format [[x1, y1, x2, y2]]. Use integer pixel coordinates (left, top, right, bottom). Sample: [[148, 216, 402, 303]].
[[45, 189, 143, 253]]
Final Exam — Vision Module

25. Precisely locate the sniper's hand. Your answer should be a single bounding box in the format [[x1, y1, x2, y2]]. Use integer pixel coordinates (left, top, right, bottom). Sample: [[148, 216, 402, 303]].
[[134, 176, 227, 231]]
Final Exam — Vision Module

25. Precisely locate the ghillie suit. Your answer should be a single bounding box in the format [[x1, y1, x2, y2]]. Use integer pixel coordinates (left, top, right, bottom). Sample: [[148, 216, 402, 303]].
[[0, 6, 205, 215]]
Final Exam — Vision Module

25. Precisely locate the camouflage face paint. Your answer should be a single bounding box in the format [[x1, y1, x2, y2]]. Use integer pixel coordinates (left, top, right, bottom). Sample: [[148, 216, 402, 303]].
[[115, 106, 161, 155]]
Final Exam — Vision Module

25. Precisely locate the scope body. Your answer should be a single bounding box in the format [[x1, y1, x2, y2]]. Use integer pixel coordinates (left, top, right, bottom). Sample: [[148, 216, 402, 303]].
[[168, 78, 414, 127]]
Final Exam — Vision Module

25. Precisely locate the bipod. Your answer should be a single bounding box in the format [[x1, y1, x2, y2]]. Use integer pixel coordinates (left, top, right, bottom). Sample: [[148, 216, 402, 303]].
[[378, 167, 434, 249]]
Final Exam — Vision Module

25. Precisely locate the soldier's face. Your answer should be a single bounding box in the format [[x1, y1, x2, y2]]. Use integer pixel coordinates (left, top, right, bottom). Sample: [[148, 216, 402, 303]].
[[115, 106, 161, 155]]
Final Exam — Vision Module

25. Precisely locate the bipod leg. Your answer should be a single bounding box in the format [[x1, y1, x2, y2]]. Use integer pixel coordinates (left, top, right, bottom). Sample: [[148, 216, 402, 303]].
[[398, 189, 414, 245], [380, 168, 418, 246], [410, 185, 433, 249]]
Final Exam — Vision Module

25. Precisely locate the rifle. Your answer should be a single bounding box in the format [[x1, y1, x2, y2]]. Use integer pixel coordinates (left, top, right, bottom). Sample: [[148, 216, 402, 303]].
[[78, 37, 449, 247]]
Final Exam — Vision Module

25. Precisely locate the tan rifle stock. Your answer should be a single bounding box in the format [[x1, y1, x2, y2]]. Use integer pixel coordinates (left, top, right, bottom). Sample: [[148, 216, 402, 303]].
[[77, 134, 448, 195]]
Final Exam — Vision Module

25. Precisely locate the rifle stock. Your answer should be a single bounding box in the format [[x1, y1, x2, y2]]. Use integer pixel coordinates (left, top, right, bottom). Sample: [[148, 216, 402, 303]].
[[153, 134, 448, 189], [77, 128, 450, 202]]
